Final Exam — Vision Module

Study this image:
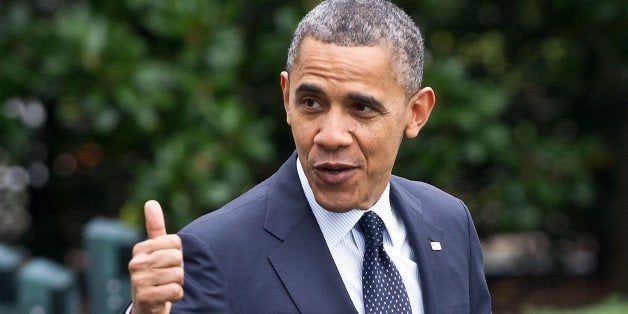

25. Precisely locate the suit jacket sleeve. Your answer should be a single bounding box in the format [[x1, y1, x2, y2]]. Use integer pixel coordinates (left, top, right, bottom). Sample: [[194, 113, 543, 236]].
[[171, 232, 231, 313], [463, 200, 492, 313]]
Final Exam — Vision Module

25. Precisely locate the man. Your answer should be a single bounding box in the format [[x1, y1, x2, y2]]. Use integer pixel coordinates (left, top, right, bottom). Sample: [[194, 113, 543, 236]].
[[128, 0, 491, 313]]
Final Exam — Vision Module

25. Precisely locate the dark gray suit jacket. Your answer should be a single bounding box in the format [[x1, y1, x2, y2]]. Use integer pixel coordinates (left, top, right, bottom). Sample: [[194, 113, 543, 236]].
[[172, 153, 491, 313]]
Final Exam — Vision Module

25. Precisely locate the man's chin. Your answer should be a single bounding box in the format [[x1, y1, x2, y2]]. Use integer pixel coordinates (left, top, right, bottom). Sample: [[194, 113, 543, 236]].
[[313, 194, 367, 213]]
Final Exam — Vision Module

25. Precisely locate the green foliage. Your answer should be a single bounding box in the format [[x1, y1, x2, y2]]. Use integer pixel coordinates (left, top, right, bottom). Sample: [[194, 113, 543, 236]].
[[0, 0, 625, 256], [394, 0, 625, 237], [0, 1, 276, 232], [521, 295, 628, 314]]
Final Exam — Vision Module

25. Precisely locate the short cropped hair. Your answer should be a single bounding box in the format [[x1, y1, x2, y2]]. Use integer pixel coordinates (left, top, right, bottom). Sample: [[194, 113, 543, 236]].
[[286, 0, 425, 96]]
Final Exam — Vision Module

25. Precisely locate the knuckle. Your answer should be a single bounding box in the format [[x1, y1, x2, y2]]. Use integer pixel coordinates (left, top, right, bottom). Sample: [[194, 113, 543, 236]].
[[132, 241, 148, 255], [128, 255, 148, 272], [170, 284, 184, 300], [128, 260, 140, 273], [169, 250, 184, 265], [176, 267, 185, 283], [175, 286, 184, 300], [167, 234, 182, 248]]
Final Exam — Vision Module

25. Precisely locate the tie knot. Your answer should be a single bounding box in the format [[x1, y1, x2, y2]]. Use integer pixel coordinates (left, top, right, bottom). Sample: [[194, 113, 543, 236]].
[[359, 211, 384, 247]]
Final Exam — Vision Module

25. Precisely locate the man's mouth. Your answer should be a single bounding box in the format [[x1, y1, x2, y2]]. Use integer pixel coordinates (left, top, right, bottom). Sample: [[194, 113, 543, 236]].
[[312, 162, 357, 184]]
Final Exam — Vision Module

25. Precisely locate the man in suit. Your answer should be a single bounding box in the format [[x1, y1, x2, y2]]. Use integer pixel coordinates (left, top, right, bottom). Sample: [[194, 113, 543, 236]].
[[128, 0, 491, 313]]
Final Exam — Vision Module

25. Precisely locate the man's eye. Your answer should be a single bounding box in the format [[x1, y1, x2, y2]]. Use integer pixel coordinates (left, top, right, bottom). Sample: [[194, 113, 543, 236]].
[[301, 98, 320, 109], [354, 103, 373, 112]]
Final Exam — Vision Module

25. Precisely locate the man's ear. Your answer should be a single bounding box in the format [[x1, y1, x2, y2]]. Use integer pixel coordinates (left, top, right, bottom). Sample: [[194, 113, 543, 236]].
[[280, 71, 291, 125], [404, 87, 435, 139]]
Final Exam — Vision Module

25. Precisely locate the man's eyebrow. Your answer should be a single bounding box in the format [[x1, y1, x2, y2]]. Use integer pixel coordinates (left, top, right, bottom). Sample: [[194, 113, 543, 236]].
[[295, 83, 323, 94], [348, 92, 386, 111]]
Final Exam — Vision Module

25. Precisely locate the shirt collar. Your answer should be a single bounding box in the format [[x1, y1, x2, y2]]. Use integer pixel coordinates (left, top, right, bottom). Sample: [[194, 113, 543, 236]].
[[296, 157, 403, 249]]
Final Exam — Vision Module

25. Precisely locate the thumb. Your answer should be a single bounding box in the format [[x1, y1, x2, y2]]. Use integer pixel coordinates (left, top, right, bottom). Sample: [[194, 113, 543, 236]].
[[144, 200, 167, 239]]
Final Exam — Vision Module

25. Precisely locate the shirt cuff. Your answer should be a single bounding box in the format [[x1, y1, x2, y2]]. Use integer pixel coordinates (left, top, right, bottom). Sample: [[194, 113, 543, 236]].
[[125, 303, 133, 314]]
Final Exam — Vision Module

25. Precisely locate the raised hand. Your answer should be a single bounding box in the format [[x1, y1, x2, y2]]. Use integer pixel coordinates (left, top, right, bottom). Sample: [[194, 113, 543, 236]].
[[128, 200, 184, 314]]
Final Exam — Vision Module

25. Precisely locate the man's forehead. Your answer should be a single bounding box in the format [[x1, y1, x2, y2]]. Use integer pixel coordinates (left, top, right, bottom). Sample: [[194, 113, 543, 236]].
[[289, 38, 394, 72], [293, 36, 393, 62]]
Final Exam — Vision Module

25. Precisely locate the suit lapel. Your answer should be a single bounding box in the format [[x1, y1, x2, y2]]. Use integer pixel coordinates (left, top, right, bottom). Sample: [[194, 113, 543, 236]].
[[265, 154, 356, 313], [390, 179, 450, 313]]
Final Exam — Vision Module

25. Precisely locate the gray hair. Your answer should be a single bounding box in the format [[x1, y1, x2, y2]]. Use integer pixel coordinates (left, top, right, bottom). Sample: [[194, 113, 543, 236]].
[[286, 0, 425, 96]]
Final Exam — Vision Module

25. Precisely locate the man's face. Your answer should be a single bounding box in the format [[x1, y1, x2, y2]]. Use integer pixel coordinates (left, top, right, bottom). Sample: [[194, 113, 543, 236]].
[[281, 37, 434, 212]]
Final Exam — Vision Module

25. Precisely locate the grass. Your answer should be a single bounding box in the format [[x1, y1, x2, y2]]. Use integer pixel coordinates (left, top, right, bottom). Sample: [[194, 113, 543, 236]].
[[521, 295, 628, 314]]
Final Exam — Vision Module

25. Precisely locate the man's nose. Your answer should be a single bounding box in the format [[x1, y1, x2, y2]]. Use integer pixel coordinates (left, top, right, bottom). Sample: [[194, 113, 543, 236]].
[[313, 107, 354, 150]]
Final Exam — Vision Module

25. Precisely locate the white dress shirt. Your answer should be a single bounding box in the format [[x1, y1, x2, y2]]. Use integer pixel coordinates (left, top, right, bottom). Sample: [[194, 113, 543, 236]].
[[297, 158, 424, 314]]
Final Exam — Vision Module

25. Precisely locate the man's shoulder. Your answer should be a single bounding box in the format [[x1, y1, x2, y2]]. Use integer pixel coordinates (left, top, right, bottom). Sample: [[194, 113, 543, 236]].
[[391, 175, 461, 205], [390, 175, 470, 221]]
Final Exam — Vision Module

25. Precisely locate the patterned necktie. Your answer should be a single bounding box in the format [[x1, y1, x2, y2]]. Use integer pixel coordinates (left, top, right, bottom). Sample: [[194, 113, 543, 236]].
[[359, 211, 412, 313]]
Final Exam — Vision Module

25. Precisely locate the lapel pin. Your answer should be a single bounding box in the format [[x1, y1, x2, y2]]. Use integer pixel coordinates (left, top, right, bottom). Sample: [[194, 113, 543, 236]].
[[430, 241, 442, 251]]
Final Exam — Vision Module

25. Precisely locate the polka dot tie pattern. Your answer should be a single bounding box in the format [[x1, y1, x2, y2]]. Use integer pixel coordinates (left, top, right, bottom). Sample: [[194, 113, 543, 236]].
[[359, 211, 412, 314]]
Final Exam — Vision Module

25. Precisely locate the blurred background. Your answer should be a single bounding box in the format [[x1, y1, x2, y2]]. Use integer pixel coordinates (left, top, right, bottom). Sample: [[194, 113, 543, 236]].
[[0, 0, 626, 312]]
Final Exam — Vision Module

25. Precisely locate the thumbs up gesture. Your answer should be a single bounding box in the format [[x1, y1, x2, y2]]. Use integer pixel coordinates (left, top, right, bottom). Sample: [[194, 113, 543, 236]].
[[128, 201, 184, 314]]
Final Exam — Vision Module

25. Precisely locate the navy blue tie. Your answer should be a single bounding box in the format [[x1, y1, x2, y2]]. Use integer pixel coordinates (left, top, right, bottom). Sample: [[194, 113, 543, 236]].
[[359, 211, 412, 313]]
